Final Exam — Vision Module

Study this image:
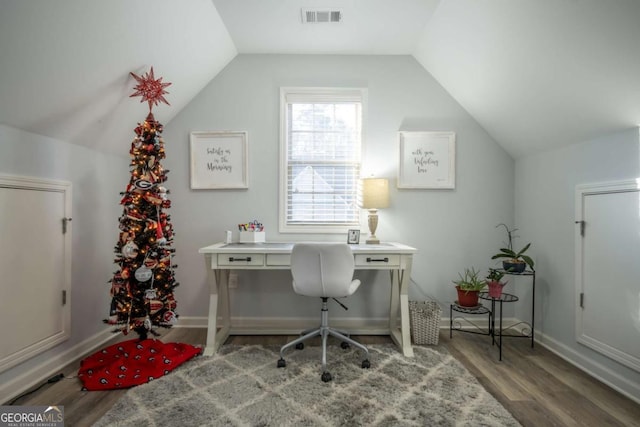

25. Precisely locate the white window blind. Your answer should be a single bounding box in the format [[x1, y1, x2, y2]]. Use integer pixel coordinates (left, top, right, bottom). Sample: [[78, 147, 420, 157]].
[[280, 88, 364, 233]]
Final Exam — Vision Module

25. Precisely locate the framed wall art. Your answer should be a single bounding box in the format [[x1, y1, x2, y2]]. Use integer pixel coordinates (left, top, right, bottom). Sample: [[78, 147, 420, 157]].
[[397, 131, 455, 189], [190, 131, 248, 189]]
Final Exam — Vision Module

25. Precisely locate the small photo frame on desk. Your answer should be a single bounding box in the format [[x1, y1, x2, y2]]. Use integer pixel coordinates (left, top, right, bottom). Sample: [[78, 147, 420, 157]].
[[347, 229, 360, 244]]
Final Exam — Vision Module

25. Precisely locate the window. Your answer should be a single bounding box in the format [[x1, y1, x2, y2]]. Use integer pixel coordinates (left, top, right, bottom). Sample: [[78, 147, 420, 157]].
[[280, 87, 365, 233]]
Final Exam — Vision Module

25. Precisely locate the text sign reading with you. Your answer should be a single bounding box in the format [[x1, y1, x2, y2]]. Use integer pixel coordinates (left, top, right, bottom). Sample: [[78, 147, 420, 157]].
[[398, 131, 455, 189], [190, 131, 248, 189]]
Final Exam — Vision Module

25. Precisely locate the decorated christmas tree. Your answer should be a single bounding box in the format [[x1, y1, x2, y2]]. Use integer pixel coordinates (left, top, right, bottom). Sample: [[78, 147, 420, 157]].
[[105, 67, 179, 339]]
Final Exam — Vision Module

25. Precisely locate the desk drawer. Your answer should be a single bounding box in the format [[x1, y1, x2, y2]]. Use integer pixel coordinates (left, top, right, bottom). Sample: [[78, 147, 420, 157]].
[[266, 254, 291, 266], [218, 254, 265, 266], [355, 254, 400, 267]]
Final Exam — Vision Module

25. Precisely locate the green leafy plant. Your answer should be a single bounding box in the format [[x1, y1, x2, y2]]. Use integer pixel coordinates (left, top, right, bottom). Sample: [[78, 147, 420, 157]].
[[453, 267, 487, 292], [491, 223, 535, 271], [486, 268, 505, 283]]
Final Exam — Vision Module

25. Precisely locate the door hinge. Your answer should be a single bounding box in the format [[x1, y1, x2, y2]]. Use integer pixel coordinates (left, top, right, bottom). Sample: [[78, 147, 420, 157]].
[[575, 220, 585, 237], [62, 217, 72, 234], [579, 292, 584, 308], [62, 290, 67, 306]]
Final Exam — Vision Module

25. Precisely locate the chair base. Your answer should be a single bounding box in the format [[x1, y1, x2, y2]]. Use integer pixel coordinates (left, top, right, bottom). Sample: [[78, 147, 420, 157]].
[[277, 298, 370, 382]]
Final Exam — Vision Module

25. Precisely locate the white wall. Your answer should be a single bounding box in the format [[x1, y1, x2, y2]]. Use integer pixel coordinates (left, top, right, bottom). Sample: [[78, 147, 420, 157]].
[[0, 125, 125, 397], [515, 127, 640, 400], [163, 54, 514, 321]]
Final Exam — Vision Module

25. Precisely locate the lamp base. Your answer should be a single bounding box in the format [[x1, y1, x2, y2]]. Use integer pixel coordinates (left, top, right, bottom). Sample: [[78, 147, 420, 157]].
[[366, 209, 380, 245]]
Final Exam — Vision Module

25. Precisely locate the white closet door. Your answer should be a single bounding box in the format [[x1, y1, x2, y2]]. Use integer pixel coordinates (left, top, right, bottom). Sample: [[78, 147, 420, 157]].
[[576, 181, 640, 372], [0, 175, 71, 373]]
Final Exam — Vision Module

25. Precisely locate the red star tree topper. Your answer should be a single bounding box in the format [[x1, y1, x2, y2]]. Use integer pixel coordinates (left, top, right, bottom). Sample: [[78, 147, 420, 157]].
[[130, 66, 171, 113]]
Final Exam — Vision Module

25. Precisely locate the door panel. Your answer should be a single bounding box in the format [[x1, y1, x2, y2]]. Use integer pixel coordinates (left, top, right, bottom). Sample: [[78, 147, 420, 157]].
[[0, 175, 71, 372], [576, 181, 640, 372]]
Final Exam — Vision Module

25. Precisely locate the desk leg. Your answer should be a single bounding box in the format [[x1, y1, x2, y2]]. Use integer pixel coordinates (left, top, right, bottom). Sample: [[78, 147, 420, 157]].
[[203, 258, 231, 356], [389, 268, 414, 358], [388, 270, 399, 332]]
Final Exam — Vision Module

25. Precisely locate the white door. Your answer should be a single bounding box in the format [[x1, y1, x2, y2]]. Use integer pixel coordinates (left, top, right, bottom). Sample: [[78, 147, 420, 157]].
[[576, 180, 640, 372], [0, 175, 71, 373]]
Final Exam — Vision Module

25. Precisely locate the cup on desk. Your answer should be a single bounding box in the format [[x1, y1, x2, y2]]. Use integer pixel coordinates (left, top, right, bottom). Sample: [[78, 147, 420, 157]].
[[225, 230, 232, 244], [239, 231, 266, 243]]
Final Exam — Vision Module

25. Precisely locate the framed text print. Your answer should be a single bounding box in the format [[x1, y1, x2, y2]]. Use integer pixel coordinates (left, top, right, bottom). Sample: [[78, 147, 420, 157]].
[[190, 131, 248, 189], [398, 131, 455, 189]]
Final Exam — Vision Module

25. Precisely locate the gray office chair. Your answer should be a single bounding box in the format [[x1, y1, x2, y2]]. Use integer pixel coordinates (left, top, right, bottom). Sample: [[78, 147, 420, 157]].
[[277, 243, 370, 382]]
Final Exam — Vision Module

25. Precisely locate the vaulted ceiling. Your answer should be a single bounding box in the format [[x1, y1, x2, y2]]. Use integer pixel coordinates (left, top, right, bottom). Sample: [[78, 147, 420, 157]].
[[1, 0, 639, 158]]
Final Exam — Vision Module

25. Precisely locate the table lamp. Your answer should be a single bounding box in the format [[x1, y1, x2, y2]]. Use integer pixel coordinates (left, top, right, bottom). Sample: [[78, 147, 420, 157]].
[[360, 178, 389, 244]]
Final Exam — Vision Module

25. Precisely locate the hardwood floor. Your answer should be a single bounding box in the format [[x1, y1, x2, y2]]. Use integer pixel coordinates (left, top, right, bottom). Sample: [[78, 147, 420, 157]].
[[442, 332, 640, 427], [6, 328, 640, 426]]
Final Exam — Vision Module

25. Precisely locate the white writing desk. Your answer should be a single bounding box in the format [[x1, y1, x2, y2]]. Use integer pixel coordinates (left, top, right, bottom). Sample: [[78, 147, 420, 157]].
[[198, 242, 417, 357]]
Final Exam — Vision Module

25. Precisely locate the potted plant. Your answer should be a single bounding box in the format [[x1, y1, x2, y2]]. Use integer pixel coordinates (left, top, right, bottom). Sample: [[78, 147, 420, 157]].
[[491, 223, 534, 273], [453, 267, 486, 307], [486, 268, 507, 298]]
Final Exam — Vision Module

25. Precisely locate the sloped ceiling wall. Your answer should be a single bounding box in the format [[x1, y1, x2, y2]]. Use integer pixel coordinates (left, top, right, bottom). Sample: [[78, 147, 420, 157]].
[[0, 0, 236, 157], [1, 1, 639, 159], [414, 0, 640, 158]]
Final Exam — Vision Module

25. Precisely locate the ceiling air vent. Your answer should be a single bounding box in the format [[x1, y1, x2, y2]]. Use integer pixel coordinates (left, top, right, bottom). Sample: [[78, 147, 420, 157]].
[[301, 8, 342, 24]]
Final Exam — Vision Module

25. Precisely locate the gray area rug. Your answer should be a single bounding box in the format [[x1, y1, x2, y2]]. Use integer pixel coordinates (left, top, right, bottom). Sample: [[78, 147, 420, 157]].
[[95, 344, 521, 426]]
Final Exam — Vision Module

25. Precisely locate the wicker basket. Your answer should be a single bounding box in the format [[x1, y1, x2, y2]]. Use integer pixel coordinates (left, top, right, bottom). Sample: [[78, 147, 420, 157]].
[[409, 300, 442, 345]]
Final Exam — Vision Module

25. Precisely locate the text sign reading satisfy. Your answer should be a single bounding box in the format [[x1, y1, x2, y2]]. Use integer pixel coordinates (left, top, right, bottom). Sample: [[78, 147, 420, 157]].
[[398, 131, 455, 189], [190, 131, 248, 189]]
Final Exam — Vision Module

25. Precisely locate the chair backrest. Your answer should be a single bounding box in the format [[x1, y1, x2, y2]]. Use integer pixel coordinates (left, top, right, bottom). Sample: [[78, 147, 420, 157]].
[[291, 243, 359, 298]]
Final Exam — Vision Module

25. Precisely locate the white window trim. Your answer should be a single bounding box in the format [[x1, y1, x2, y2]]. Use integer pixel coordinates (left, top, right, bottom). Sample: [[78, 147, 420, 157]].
[[279, 87, 367, 234]]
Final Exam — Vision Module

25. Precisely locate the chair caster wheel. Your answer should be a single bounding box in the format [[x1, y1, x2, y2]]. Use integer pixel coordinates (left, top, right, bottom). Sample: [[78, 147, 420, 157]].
[[277, 358, 286, 368], [340, 341, 350, 349], [361, 359, 371, 369], [321, 371, 332, 382], [295, 342, 304, 350]]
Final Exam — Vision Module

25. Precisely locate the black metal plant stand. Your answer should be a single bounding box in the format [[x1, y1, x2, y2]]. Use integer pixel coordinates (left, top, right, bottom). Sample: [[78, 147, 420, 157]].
[[450, 303, 492, 337], [450, 269, 536, 361], [497, 268, 536, 349]]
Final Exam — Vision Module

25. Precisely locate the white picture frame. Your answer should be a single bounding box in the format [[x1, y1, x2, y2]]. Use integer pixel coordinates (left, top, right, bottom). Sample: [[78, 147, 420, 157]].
[[190, 131, 248, 189], [397, 131, 455, 189]]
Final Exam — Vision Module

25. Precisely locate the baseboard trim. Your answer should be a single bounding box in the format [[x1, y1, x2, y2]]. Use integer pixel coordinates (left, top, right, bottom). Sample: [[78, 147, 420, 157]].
[[446, 316, 524, 333], [177, 316, 519, 334], [176, 316, 391, 334], [0, 327, 115, 405], [173, 316, 208, 328]]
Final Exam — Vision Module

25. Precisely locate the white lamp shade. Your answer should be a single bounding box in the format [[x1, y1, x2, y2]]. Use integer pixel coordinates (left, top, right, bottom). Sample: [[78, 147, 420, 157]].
[[360, 178, 389, 209]]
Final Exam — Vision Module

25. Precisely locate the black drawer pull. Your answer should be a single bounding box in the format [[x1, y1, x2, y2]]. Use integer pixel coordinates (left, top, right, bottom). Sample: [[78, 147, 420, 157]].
[[366, 257, 389, 263], [229, 256, 252, 262]]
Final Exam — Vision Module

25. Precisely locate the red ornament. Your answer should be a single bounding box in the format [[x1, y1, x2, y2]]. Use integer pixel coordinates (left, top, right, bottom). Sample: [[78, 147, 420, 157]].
[[129, 67, 171, 112]]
